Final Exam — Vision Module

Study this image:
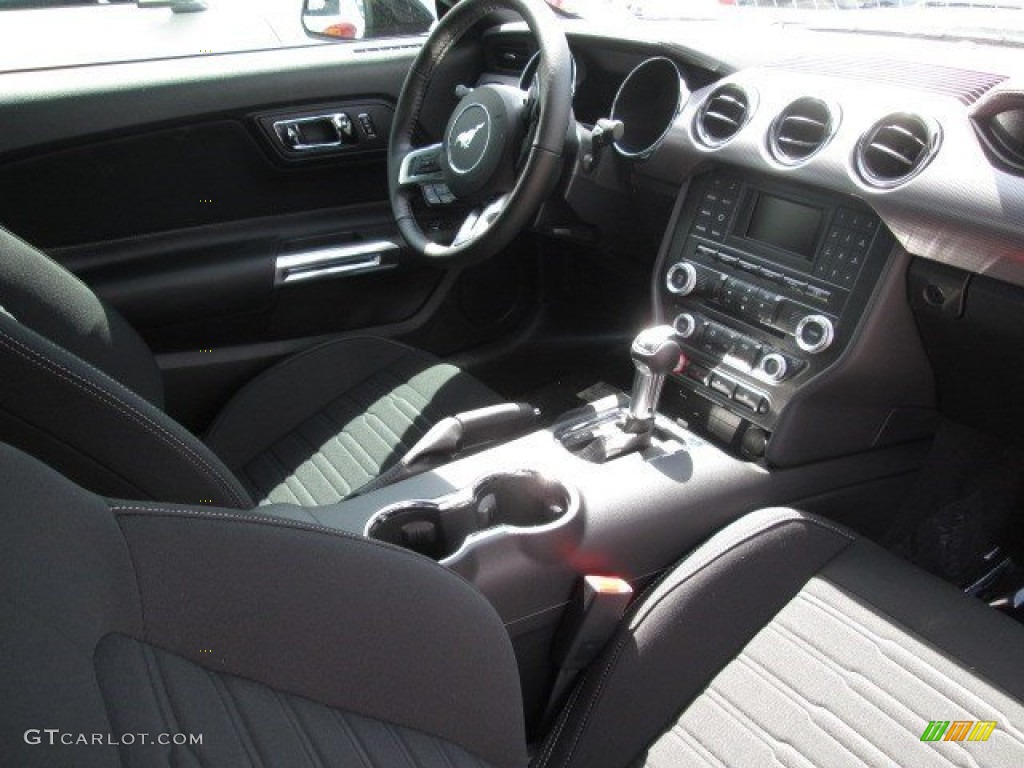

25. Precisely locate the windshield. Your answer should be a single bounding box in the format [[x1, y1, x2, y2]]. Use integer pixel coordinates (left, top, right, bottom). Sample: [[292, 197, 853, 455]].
[[545, 0, 1024, 45]]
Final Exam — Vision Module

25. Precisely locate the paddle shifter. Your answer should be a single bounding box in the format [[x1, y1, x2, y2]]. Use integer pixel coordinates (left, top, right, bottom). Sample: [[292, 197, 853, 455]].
[[623, 325, 681, 433], [557, 326, 681, 462]]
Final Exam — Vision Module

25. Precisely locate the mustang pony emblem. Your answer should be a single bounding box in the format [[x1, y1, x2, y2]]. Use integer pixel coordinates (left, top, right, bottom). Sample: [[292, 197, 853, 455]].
[[455, 121, 486, 150]]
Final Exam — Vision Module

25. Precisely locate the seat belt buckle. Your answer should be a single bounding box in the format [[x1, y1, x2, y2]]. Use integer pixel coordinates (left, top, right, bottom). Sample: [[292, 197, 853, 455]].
[[542, 576, 633, 726], [553, 575, 634, 671]]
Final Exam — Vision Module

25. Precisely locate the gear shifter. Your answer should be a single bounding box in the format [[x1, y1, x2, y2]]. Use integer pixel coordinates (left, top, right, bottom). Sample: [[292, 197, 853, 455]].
[[556, 326, 681, 462], [623, 325, 681, 433]]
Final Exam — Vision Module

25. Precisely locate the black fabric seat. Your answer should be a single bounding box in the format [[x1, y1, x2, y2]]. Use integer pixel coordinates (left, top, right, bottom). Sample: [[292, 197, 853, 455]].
[[0, 226, 501, 508], [538, 508, 1024, 767], [3, 443, 1024, 767]]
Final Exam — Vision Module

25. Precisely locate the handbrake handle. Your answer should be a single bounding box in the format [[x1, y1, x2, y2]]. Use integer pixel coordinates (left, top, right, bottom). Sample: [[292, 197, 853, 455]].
[[351, 402, 539, 498]]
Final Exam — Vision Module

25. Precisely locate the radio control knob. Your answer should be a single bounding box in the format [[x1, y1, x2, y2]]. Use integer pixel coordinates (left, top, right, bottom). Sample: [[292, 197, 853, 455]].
[[795, 314, 835, 354], [665, 261, 698, 296], [758, 352, 789, 383], [672, 312, 699, 339]]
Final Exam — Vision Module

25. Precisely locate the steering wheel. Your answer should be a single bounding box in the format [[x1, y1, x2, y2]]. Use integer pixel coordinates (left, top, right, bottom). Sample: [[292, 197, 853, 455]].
[[388, 0, 574, 266]]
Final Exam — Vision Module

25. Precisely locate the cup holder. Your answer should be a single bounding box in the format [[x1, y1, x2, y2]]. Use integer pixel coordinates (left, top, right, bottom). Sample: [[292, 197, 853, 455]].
[[365, 471, 576, 561]]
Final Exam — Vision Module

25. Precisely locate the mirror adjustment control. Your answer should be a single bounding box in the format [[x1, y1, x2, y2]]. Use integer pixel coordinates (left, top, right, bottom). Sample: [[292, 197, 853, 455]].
[[795, 314, 835, 354], [665, 261, 698, 296]]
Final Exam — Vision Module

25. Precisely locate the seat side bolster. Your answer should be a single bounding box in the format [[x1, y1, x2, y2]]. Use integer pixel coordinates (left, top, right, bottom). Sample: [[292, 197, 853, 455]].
[[537, 508, 855, 768], [112, 503, 529, 768], [0, 316, 251, 508]]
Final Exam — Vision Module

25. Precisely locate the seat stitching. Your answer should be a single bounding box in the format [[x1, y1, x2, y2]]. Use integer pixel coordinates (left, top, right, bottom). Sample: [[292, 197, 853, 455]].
[[141, 643, 181, 735], [703, 688, 807, 768], [0, 328, 247, 506], [265, 446, 318, 507], [432, 738, 460, 768], [546, 513, 853, 768], [667, 722, 730, 768], [294, 423, 353, 497], [789, 592, 1024, 740], [291, 698, 337, 768], [273, 689, 323, 768], [733, 653, 887, 764], [388, 723, 424, 768], [209, 670, 265, 767], [331, 710, 374, 768]]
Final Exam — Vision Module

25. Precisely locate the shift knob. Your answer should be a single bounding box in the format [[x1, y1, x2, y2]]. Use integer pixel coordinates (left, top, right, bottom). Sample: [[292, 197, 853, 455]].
[[627, 325, 680, 428]]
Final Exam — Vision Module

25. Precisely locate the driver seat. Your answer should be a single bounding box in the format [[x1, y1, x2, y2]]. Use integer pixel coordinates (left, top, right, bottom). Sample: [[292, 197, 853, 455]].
[[0, 226, 502, 508]]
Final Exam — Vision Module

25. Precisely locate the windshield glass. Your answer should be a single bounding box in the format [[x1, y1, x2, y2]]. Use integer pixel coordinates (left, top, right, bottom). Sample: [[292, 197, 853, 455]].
[[545, 0, 1024, 45]]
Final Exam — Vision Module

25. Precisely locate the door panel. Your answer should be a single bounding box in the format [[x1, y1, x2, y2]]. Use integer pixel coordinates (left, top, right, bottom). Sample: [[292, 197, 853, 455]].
[[0, 40, 533, 433]]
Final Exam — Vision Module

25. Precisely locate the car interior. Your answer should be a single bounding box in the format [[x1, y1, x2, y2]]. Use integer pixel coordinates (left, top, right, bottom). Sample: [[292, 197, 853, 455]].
[[2, 0, 1024, 765]]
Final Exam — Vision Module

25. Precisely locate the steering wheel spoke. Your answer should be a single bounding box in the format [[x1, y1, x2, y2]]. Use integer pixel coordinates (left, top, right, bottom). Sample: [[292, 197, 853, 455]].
[[397, 143, 445, 187], [452, 194, 509, 248], [388, 0, 572, 264]]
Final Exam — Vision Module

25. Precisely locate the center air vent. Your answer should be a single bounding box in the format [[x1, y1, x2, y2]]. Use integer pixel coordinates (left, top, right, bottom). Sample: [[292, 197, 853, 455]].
[[769, 97, 836, 164], [695, 84, 751, 147], [856, 113, 940, 188]]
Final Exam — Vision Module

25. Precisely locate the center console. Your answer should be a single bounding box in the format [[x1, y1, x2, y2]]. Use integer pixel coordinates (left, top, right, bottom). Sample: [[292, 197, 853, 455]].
[[654, 169, 901, 459]]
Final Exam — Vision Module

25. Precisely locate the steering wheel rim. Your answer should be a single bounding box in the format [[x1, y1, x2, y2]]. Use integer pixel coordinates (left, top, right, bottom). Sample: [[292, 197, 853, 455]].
[[388, 0, 573, 267]]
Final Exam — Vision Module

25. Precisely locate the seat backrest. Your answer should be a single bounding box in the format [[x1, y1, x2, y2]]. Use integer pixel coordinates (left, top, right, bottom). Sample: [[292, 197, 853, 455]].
[[0, 442, 526, 767], [0, 227, 251, 507]]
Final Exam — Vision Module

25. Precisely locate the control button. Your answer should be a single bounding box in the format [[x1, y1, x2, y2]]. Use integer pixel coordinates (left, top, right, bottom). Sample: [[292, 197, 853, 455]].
[[694, 268, 723, 298], [834, 209, 855, 228], [685, 362, 710, 385], [729, 338, 761, 369], [695, 244, 717, 260], [795, 314, 835, 354], [760, 268, 784, 283], [719, 278, 744, 310], [707, 404, 742, 444], [717, 253, 739, 267], [733, 385, 764, 413], [782, 276, 807, 293], [693, 221, 710, 236], [774, 301, 805, 334], [757, 352, 789, 383], [803, 285, 832, 304], [665, 261, 698, 296], [852, 233, 872, 253], [850, 212, 878, 232], [709, 224, 727, 240], [701, 323, 732, 355], [672, 312, 700, 339], [357, 113, 378, 139], [709, 373, 737, 398], [737, 260, 760, 274], [422, 184, 441, 205]]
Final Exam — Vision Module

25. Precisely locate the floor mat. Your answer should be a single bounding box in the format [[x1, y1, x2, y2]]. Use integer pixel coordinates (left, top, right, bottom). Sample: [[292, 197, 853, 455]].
[[883, 421, 1024, 591]]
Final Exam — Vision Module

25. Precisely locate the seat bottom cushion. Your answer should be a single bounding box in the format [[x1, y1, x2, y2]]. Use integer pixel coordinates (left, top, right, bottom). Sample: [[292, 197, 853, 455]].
[[205, 337, 501, 507], [96, 634, 494, 768]]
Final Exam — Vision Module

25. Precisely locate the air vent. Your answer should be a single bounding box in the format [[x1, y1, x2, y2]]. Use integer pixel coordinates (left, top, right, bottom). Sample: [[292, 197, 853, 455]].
[[695, 84, 751, 147], [856, 113, 940, 188], [769, 97, 836, 164], [975, 105, 1024, 173]]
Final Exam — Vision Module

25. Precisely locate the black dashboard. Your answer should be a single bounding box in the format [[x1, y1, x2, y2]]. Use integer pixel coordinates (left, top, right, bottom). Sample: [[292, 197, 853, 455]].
[[479, 19, 1024, 463]]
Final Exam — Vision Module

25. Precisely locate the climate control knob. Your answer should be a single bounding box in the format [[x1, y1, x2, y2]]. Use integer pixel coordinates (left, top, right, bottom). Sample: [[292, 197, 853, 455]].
[[795, 314, 835, 354], [665, 261, 698, 296], [758, 352, 789, 383], [672, 312, 699, 339]]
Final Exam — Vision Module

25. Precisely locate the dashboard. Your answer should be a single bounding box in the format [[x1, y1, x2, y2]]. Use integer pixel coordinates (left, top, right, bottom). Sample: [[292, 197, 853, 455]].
[[479, 20, 1024, 464]]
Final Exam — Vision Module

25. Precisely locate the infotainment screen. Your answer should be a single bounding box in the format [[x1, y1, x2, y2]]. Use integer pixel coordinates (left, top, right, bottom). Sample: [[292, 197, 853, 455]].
[[744, 194, 822, 259]]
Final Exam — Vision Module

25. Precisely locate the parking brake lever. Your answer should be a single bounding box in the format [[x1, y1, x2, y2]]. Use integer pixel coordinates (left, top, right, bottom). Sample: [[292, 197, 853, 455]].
[[350, 402, 540, 498]]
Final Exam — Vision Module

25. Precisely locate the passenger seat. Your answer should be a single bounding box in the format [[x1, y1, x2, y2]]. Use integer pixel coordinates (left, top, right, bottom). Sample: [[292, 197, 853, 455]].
[[1, 442, 1022, 767]]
